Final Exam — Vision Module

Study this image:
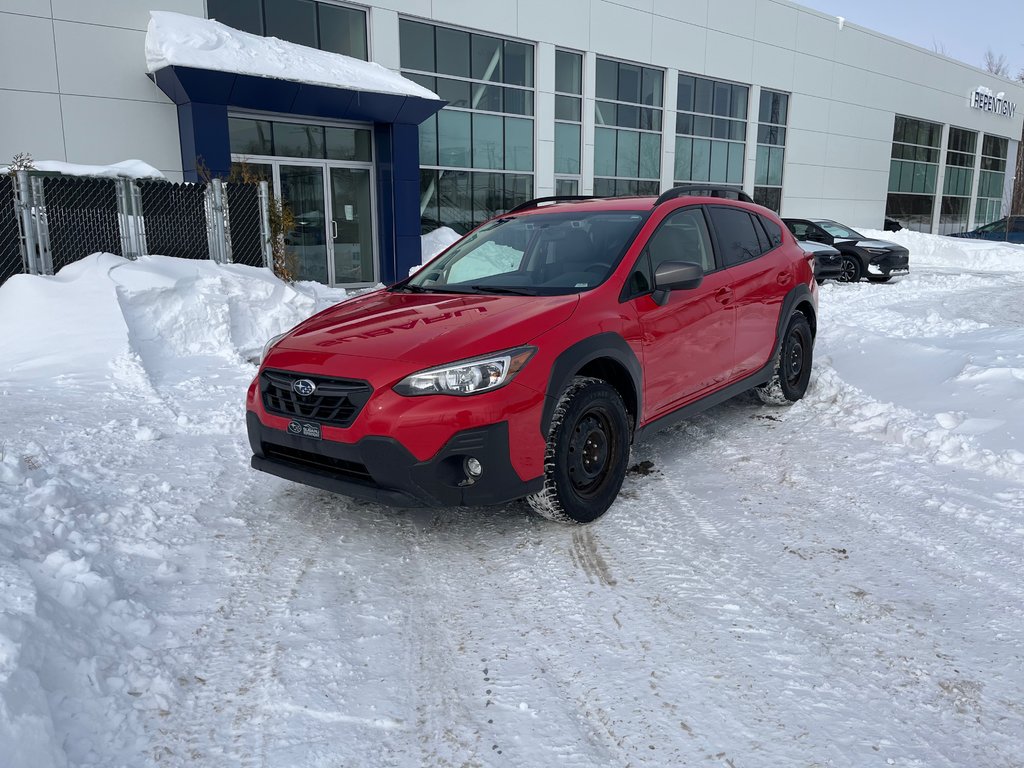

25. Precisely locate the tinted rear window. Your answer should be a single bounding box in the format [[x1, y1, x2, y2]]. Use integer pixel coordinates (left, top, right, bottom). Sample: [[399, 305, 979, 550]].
[[708, 207, 762, 266]]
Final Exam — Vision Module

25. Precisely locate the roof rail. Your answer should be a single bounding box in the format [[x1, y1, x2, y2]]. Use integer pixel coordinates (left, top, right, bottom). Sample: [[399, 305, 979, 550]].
[[505, 195, 595, 215], [655, 185, 753, 206]]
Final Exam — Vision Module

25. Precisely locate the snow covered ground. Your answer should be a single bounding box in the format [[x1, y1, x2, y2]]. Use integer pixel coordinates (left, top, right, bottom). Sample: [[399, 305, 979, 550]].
[[1, 232, 1022, 767]]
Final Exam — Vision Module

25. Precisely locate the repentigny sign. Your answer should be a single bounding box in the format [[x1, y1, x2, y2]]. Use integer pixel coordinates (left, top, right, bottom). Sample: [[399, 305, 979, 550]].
[[971, 86, 1017, 119]]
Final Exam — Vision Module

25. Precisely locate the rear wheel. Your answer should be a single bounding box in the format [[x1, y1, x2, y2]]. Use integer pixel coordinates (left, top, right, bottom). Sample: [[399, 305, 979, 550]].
[[527, 377, 630, 524], [755, 312, 813, 406], [837, 255, 862, 283]]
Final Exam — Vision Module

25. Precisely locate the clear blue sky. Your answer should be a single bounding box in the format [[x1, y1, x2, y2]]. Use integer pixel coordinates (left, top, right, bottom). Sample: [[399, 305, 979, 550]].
[[796, 0, 1024, 79]]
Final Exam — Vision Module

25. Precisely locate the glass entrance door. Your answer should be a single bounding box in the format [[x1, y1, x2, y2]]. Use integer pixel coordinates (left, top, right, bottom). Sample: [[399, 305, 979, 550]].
[[329, 167, 374, 284], [279, 164, 329, 283]]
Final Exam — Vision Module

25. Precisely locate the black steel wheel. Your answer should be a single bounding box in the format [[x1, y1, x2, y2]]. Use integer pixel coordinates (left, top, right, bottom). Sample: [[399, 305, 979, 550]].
[[755, 312, 813, 405], [527, 376, 630, 524]]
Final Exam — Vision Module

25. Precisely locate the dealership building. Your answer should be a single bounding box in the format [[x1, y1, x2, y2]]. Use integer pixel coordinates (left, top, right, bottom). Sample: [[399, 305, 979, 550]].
[[2, 0, 1022, 286]]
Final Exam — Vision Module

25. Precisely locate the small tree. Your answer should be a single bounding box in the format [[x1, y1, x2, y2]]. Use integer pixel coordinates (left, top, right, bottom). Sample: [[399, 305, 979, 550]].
[[6, 152, 35, 174]]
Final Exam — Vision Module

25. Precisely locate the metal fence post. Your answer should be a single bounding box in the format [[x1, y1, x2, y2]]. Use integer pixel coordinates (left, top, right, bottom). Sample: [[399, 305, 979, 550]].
[[130, 180, 147, 257], [14, 171, 39, 275], [115, 177, 134, 258], [211, 178, 228, 264], [258, 180, 272, 269], [30, 176, 53, 275]]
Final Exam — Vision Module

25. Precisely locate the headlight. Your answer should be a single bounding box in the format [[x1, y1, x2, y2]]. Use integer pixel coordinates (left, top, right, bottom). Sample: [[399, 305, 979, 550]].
[[394, 347, 535, 396], [261, 332, 288, 363], [864, 247, 890, 255]]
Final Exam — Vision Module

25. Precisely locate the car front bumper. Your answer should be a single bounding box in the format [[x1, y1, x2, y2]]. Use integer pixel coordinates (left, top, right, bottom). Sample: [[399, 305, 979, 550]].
[[247, 411, 544, 507]]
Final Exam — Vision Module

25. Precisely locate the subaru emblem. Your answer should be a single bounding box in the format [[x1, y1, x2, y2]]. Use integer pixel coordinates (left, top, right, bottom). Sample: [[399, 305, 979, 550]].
[[292, 378, 316, 397]]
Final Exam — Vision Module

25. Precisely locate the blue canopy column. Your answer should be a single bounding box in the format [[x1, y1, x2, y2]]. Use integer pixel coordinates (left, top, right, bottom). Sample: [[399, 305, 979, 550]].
[[150, 65, 444, 283]]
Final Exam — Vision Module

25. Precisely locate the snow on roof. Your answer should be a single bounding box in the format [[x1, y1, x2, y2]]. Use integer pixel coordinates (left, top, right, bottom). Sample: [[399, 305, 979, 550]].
[[0, 159, 165, 180], [145, 11, 440, 101]]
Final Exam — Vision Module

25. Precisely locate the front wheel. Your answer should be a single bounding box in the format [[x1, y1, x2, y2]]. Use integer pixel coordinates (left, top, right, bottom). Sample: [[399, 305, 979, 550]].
[[837, 255, 862, 283], [755, 312, 813, 406], [527, 377, 630, 524]]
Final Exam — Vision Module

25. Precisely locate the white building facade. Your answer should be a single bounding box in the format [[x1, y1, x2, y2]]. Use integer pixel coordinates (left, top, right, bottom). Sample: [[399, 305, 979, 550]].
[[2, 0, 1022, 282]]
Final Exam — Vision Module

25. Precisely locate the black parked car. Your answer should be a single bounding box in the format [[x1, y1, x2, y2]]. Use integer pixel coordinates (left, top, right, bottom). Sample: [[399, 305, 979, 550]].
[[783, 218, 910, 283], [950, 216, 1024, 244], [796, 239, 843, 282]]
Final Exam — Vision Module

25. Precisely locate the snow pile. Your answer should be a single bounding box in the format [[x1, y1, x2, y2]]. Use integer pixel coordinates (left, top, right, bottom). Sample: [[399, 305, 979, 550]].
[[0, 160, 165, 180], [860, 228, 1024, 271], [410, 227, 463, 276], [145, 11, 440, 100]]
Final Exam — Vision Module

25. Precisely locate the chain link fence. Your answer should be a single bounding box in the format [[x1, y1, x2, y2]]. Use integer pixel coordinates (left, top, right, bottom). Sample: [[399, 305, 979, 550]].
[[1, 176, 21, 285], [4, 172, 271, 282]]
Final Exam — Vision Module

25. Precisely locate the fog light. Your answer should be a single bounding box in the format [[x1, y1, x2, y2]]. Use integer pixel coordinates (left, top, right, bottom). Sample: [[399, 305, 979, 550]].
[[465, 457, 483, 478]]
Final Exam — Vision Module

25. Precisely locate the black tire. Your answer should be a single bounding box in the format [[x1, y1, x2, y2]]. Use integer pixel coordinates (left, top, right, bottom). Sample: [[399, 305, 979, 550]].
[[527, 376, 630, 524], [866, 274, 892, 283], [755, 312, 813, 406], [837, 255, 862, 283]]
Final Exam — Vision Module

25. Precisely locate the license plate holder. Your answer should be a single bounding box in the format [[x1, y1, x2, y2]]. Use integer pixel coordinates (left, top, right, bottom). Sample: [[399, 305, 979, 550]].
[[287, 420, 322, 440]]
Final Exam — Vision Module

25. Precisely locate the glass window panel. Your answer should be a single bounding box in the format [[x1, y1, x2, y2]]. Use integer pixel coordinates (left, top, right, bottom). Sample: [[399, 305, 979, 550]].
[[503, 41, 533, 87], [617, 104, 639, 129], [318, 4, 367, 59], [754, 187, 781, 213], [693, 115, 712, 137], [595, 101, 616, 127], [727, 142, 744, 184], [472, 34, 502, 81], [503, 174, 532, 211], [638, 180, 660, 195], [616, 129, 640, 177], [676, 113, 693, 136], [730, 120, 747, 142], [471, 83, 502, 112], [677, 76, 695, 112], [438, 170, 472, 233], [692, 138, 711, 182], [710, 141, 728, 182], [555, 95, 582, 122], [436, 27, 470, 77], [555, 50, 583, 94], [555, 178, 579, 196], [594, 127, 617, 177], [713, 82, 732, 117], [231, 161, 272, 183], [419, 169, 440, 231], [436, 78, 471, 109], [731, 85, 748, 120], [400, 20, 435, 72], [438, 110, 472, 167], [642, 68, 663, 107], [404, 72, 436, 92], [273, 122, 325, 158], [639, 132, 661, 179], [594, 177, 615, 197], [925, 163, 937, 193], [767, 146, 784, 186], [208, 0, 263, 34], [674, 136, 692, 181], [695, 78, 713, 114], [618, 64, 642, 104], [329, 167, 374, 283], [280, 164, 328, 283], [504, 88, 534, 116], [472, 113, 503, 169], [504, 117, 533, 171], [418, 114, 438, 166], [229, 117, 274, 155], [712, 118, 730, 140], [555, 122, 581, 174], [640, 108, 661, 132], [265, 0, 317, 49], [596, 58, 618, 100], [755, 144, 769, 185], [326, 127, 372, 162], [471, 171, 503, 225]]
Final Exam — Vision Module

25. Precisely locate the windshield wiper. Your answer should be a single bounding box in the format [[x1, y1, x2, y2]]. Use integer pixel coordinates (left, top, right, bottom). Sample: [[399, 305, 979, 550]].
[[391, 283, 436, 293], [468, 285, 537, 296]]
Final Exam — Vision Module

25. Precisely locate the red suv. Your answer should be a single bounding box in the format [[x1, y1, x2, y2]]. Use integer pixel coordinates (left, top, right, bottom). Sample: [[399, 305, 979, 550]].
[[246, 187, 818, 523]]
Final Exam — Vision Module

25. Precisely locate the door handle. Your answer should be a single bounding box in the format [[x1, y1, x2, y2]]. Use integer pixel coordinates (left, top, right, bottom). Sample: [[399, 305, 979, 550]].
[[715, 287, 734, 304], [331, 220, 338, 240]]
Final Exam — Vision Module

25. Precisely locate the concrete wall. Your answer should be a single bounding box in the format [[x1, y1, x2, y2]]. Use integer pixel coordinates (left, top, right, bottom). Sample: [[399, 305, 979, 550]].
[[0, 0, 204, 182]]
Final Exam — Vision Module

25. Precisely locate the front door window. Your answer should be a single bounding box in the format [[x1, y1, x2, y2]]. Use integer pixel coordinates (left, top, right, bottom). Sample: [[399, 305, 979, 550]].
[[330, 167, 374, 283], [280, 164, 329, 284]]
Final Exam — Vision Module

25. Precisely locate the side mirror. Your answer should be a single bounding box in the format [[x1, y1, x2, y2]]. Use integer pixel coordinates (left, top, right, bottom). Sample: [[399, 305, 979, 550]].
[[651, 261, 703, 305]]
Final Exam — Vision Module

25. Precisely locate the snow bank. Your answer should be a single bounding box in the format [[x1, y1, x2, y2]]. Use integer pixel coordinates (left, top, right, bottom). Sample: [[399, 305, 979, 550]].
[[0, 160, 165, 180], [860, 228, 1024, 272], [410, 227, 463, 275], [146, 11, 440, 100]]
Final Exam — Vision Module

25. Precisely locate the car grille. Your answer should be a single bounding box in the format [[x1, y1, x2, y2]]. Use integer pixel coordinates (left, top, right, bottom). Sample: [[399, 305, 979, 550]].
[[260, 369, 372, 428]]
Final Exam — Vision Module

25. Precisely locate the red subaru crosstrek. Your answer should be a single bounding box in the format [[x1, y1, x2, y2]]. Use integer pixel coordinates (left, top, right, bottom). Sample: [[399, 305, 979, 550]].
[[246, 187, 817, 523]]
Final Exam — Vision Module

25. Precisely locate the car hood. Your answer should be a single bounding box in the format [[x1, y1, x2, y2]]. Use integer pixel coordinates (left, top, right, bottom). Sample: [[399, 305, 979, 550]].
[[274, 289, 580, 365], [834, 237, 904, 250], [798, 241, 840, 256]]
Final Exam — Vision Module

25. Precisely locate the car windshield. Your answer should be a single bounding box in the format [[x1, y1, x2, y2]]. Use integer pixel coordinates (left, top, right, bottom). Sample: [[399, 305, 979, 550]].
[[399, 211, 647, 295], [976, 218, 1007, 233], [817, 220, 864, 239]]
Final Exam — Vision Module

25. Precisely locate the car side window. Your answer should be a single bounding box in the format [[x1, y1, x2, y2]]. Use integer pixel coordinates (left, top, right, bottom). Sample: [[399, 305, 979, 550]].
[[623, 208, 713, 300], [760, 216, 784, 248], [708, 206, 762, 267], [1011, 217, 1024, 233], [786, 220, 812, 239]]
